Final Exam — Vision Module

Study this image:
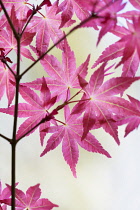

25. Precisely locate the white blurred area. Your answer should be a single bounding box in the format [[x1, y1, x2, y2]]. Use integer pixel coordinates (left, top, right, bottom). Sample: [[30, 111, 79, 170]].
[[1, 1, 140, 210]]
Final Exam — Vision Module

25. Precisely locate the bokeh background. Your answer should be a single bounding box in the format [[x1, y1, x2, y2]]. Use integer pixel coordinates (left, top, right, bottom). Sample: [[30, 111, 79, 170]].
[[1, 0, 140, 209]]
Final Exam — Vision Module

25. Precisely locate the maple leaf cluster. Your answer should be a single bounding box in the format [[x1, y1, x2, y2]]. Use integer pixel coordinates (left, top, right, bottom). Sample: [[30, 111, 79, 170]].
[[0, 0, 140, 208]]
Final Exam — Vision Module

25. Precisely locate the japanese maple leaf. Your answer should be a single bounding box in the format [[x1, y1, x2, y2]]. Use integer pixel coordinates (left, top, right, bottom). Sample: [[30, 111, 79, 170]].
[[40, 105, 111, 177], [92, 40, 124, 68], [114, 17, 140, 66], [118, 10, 140, 20], [93, 19, 140, 77], [95, 0, 126, 45], [57, 0, 97, 28], [0, 78, 57, 145], [39, 38, 90, 101], [117, 95, 140, 137], [71, 63, 140, 144], [0, 13, 9, 31], [72, 0, 126, 43], [6, 184, 58, 210], [27, 1, 66, 55], [0, 181, 11, 209], [129, 0, 140, 10], [1, 0, 30, 20], [28, 38, 90, 101], [0, 7, 35, 61], [0, 62, 15, 106], [108, 18, 140, 74]]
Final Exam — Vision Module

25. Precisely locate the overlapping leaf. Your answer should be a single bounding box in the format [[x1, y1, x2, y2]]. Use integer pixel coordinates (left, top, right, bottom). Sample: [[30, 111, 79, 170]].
[[57, 0, 93, 27], [0, 78, 57, 144], [0, 6, 35, 61], [27, 1, 66, 55], [1, 0, 30, 19], [40, 38, 90, 101]]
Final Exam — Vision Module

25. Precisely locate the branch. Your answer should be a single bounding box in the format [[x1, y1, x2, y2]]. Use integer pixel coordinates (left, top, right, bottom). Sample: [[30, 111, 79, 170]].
[[16, 114, 53, 143], [2, 61, 16, 77], [20, 14, 98, 78], [0, 133, 11, 143], [20, 0, 119, 78], [11, 32, 21, 210], [20, 10, 37, 36]]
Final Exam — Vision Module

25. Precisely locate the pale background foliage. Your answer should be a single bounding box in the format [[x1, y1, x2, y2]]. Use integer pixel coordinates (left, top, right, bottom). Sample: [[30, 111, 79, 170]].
[[0, 1, 140, 209]]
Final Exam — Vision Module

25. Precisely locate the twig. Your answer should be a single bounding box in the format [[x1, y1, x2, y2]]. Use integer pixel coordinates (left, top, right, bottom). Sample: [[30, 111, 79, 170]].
[[0, 133, 11, 143], [11, 33, 21, 210], [20, 14, 97, 78], [20, 0, 119, 78], [3, 62, 16, 77]]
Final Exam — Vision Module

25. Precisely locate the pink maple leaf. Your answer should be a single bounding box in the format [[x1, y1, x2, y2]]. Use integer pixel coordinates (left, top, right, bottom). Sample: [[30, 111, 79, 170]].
[[129, 0, 140, 10], [57, 0, 98, 28], [28, 1, 66, 55], [0, 78, 57, 145], [108, 17, 140, 74], [30, 38, 90, 101], [0, 181, 11, 209], [93, 18, 140, 77], [0, 62, 15, 106], [1, 0, 31, 20], [117, 95, 140, 137], [6, 184, 58, 210], [95, 0, 126, 45], [41, 105, 111, 177], [0, 6, 35, 61], [92, 40, 124, 68], [116, 17, 140, 65], [72, 63, 140, 144]]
